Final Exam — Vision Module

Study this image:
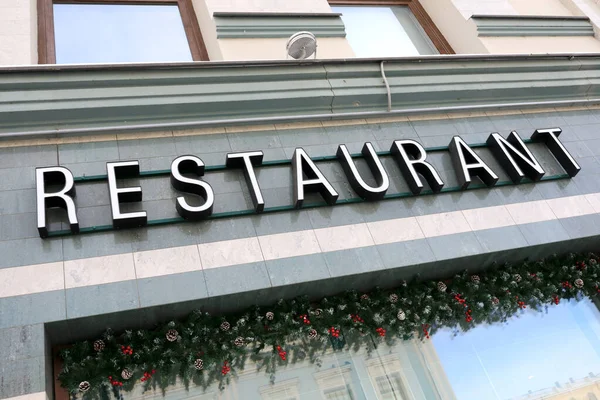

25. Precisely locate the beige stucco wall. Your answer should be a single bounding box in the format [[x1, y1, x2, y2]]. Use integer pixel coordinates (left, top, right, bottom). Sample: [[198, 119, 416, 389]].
[[0, 0, 37, 66], [218, 37, 355, 60], [190, 0, 224, 61], [451, 0, 517, 18], [509, 0, 574, 15], [481, 36, 600, 53], [203, 0, 332, 14], [420, 0, 489, 54]]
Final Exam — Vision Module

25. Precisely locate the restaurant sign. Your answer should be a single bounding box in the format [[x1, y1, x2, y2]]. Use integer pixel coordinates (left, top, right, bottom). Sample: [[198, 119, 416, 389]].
[[35, 128, 580, 238]]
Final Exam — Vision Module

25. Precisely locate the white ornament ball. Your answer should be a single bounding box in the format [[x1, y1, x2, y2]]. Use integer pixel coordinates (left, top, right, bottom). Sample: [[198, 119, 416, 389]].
[[389, 294, 399, 303], [265, 312, 274, 321], [79, 381, 90, 392], [220, 321, 230, 331], [308, 329, 318, 339], [194, 359, 204, 370], [397, 310, 406, 321], [575, 278, 584, 288]]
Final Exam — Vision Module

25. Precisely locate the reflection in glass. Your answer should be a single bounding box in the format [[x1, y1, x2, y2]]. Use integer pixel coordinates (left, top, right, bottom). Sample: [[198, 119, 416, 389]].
[[53, 4, 193, 64], [108, 336, 455, 399], [331, 6, 436, 58], [432, 298, 600, 400]]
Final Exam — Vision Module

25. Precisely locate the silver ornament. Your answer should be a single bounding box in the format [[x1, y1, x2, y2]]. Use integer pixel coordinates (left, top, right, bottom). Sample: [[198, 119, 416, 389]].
[[397, 310, 406, 321], [166, 329, 178, 342], [265, 312, 274, 321], [575, 278, 584, 288], [194, 359, 204, 370], [121, 368, 133, 380], [79, 381, 90, 392]]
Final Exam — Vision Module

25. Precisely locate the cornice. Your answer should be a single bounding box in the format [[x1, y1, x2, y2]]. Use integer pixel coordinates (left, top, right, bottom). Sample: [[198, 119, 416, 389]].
[[471, 15, 594, 37], [0, 56, 599, 136]]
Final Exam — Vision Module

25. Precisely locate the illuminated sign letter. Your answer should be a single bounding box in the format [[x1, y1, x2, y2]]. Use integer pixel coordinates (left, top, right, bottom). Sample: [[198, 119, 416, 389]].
[[226, 151, 265, 212], [36, 166, 79, 238], [106, 161, 147, 229], [531, 128, 580, 177], [337, 142, 389, 200], [487, 131, 545, 183], [292, 148, 338, 208], [170, 155, 214, 220], [390, 139, 444, 194], [449, 136, 498, 189]]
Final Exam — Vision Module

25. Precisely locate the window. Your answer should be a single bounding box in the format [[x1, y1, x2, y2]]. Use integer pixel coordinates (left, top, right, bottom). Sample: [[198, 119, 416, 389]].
[[38, 0, 208, 64], [323, 385, 354, 400], [374, 374, 408, 400], [432, 298, 600, 400], [329, 0, 453, 57]]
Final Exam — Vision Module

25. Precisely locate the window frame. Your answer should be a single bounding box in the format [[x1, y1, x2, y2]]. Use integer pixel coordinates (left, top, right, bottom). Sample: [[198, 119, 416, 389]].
[[328, 0, 454, 55], [37, 0, 209, 64]]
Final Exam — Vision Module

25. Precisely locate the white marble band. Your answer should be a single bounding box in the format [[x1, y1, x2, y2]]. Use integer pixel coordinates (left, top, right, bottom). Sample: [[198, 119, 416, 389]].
[[1, 193, 599, 299]]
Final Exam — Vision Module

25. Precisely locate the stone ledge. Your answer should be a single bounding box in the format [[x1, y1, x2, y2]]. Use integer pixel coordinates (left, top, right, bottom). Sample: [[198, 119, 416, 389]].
[[213, 12, 346, 38], [471, 15, 594, 37]]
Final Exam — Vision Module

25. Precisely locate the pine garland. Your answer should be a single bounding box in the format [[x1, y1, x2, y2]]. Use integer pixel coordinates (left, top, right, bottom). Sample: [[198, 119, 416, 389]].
[[60, 252, 600, 399]]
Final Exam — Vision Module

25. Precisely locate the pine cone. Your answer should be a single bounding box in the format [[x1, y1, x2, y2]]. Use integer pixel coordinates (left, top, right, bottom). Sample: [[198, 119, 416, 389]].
[[220, 321, 230, 331], [389, 294, 399, 303], [234, 337, 245, 347], [194, 359, 204, 370], [308, 329, 318, 339], [492, 297, 500, 305], [265, 312, 274, 321], [166, 329, 178, 342], [93, 339, 105, 352], [79, 381, 90, 392], [121, 369, 133, 380], [513, 274, 522, 283], [360, 294, 369, 301], [397, 310, 406, 321], [471, 275, 481, 284], [437, 282, 447, 292]]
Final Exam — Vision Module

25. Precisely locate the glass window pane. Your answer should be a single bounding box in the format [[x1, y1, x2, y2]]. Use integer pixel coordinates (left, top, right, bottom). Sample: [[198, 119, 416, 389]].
[[332, 6, 436, 58], [53, 3, 193, 64], [432, 298, 600, 400]]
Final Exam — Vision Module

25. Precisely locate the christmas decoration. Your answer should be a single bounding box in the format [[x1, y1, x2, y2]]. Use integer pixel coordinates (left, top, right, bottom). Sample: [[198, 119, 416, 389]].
[[165, 329, 178, 342], [221, 361, 230, 376], [120, 369, 133, 380], [93, 340, 105, 352], [265, 311, 274, 320], [57, 252, 599, 398], [397, 310, 406, 321], [140, 370, 156, 382], [234, 337, 245, 347]]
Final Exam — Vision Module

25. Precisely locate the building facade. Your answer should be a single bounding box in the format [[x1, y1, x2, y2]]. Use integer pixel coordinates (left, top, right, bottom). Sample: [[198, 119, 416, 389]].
[[3, 0, 600, 400]]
